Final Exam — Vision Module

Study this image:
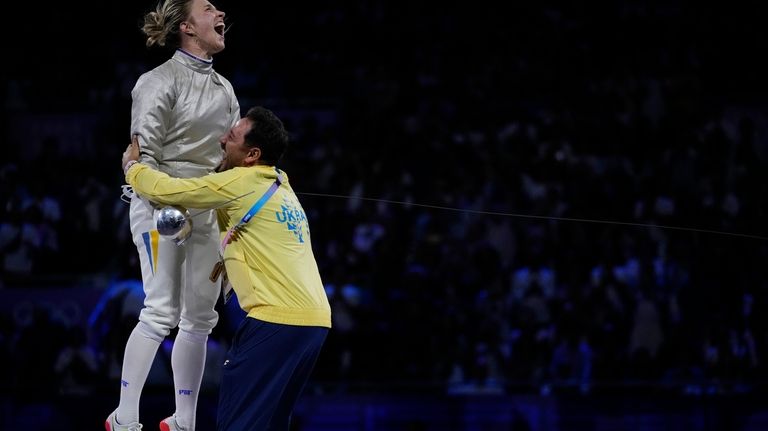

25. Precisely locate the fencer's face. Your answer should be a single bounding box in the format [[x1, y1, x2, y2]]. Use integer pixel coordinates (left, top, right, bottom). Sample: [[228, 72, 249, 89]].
[[216, 118, 256, 172], [182, 0, 226, 56]]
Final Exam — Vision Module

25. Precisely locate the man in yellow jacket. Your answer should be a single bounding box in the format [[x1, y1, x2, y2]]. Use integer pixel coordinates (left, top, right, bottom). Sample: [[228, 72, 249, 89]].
[[122, 106, 331, 431]]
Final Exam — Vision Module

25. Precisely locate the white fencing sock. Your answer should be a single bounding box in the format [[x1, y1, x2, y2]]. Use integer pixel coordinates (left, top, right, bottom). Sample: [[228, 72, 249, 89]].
[[116, 321, 163, 424], [171, 329, 208, 430]]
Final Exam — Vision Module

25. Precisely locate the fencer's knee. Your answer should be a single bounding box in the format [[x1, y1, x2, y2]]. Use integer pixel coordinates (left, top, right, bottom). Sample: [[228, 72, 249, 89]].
[[178, 312, 219, 335], [138, 311, 181, 338], [177, 328, 208, 345], [136, 320, 166, 343]]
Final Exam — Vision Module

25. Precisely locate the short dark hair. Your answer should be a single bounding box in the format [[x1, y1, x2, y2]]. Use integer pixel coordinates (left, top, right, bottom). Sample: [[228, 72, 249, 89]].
[[243, 106, 289, 166]]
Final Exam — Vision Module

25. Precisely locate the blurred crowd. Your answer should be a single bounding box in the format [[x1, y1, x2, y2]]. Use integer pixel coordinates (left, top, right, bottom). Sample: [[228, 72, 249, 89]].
[[1, 1, 768, 401]]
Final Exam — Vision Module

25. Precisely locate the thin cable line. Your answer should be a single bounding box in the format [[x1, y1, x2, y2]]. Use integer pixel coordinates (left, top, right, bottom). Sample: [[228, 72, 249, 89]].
[[188, 190, 256, 219], [296, 191, 768, 241]]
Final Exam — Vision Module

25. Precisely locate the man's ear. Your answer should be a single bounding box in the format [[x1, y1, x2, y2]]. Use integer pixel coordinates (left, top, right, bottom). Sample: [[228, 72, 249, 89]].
[[244, 147, 261, 166]]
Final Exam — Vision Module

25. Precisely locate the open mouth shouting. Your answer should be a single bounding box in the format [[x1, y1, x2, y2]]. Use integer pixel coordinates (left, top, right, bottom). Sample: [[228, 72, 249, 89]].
[[214, 21, 226, 40]]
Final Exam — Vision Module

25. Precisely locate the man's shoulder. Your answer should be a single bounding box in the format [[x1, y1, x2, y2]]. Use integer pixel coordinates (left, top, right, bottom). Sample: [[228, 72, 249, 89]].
[[219, 166, 280, 183]]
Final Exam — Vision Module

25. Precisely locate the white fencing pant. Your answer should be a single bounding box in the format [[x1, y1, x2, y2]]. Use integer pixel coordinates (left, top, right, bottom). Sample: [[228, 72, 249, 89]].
[[129, 195, 220, 338]]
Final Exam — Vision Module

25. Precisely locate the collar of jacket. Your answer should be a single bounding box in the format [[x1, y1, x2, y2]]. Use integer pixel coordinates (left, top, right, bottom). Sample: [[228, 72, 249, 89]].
[[173, 49, 214, 75]]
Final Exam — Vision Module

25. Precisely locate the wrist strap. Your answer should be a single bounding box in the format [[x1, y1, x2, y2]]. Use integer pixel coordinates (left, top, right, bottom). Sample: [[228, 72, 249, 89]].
[[123, 160, 139, 174]]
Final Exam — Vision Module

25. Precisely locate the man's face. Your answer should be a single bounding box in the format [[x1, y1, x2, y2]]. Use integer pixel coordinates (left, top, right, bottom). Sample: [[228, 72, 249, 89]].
[[216, 118, 253, 172]]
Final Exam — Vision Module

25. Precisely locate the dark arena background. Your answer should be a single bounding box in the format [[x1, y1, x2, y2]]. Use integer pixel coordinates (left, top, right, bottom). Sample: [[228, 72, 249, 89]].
[[2, 1, 768, 430]]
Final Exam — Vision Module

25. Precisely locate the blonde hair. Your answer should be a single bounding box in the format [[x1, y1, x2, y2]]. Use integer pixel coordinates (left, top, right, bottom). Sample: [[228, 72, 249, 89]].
[[141, 0, 191, 48]]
